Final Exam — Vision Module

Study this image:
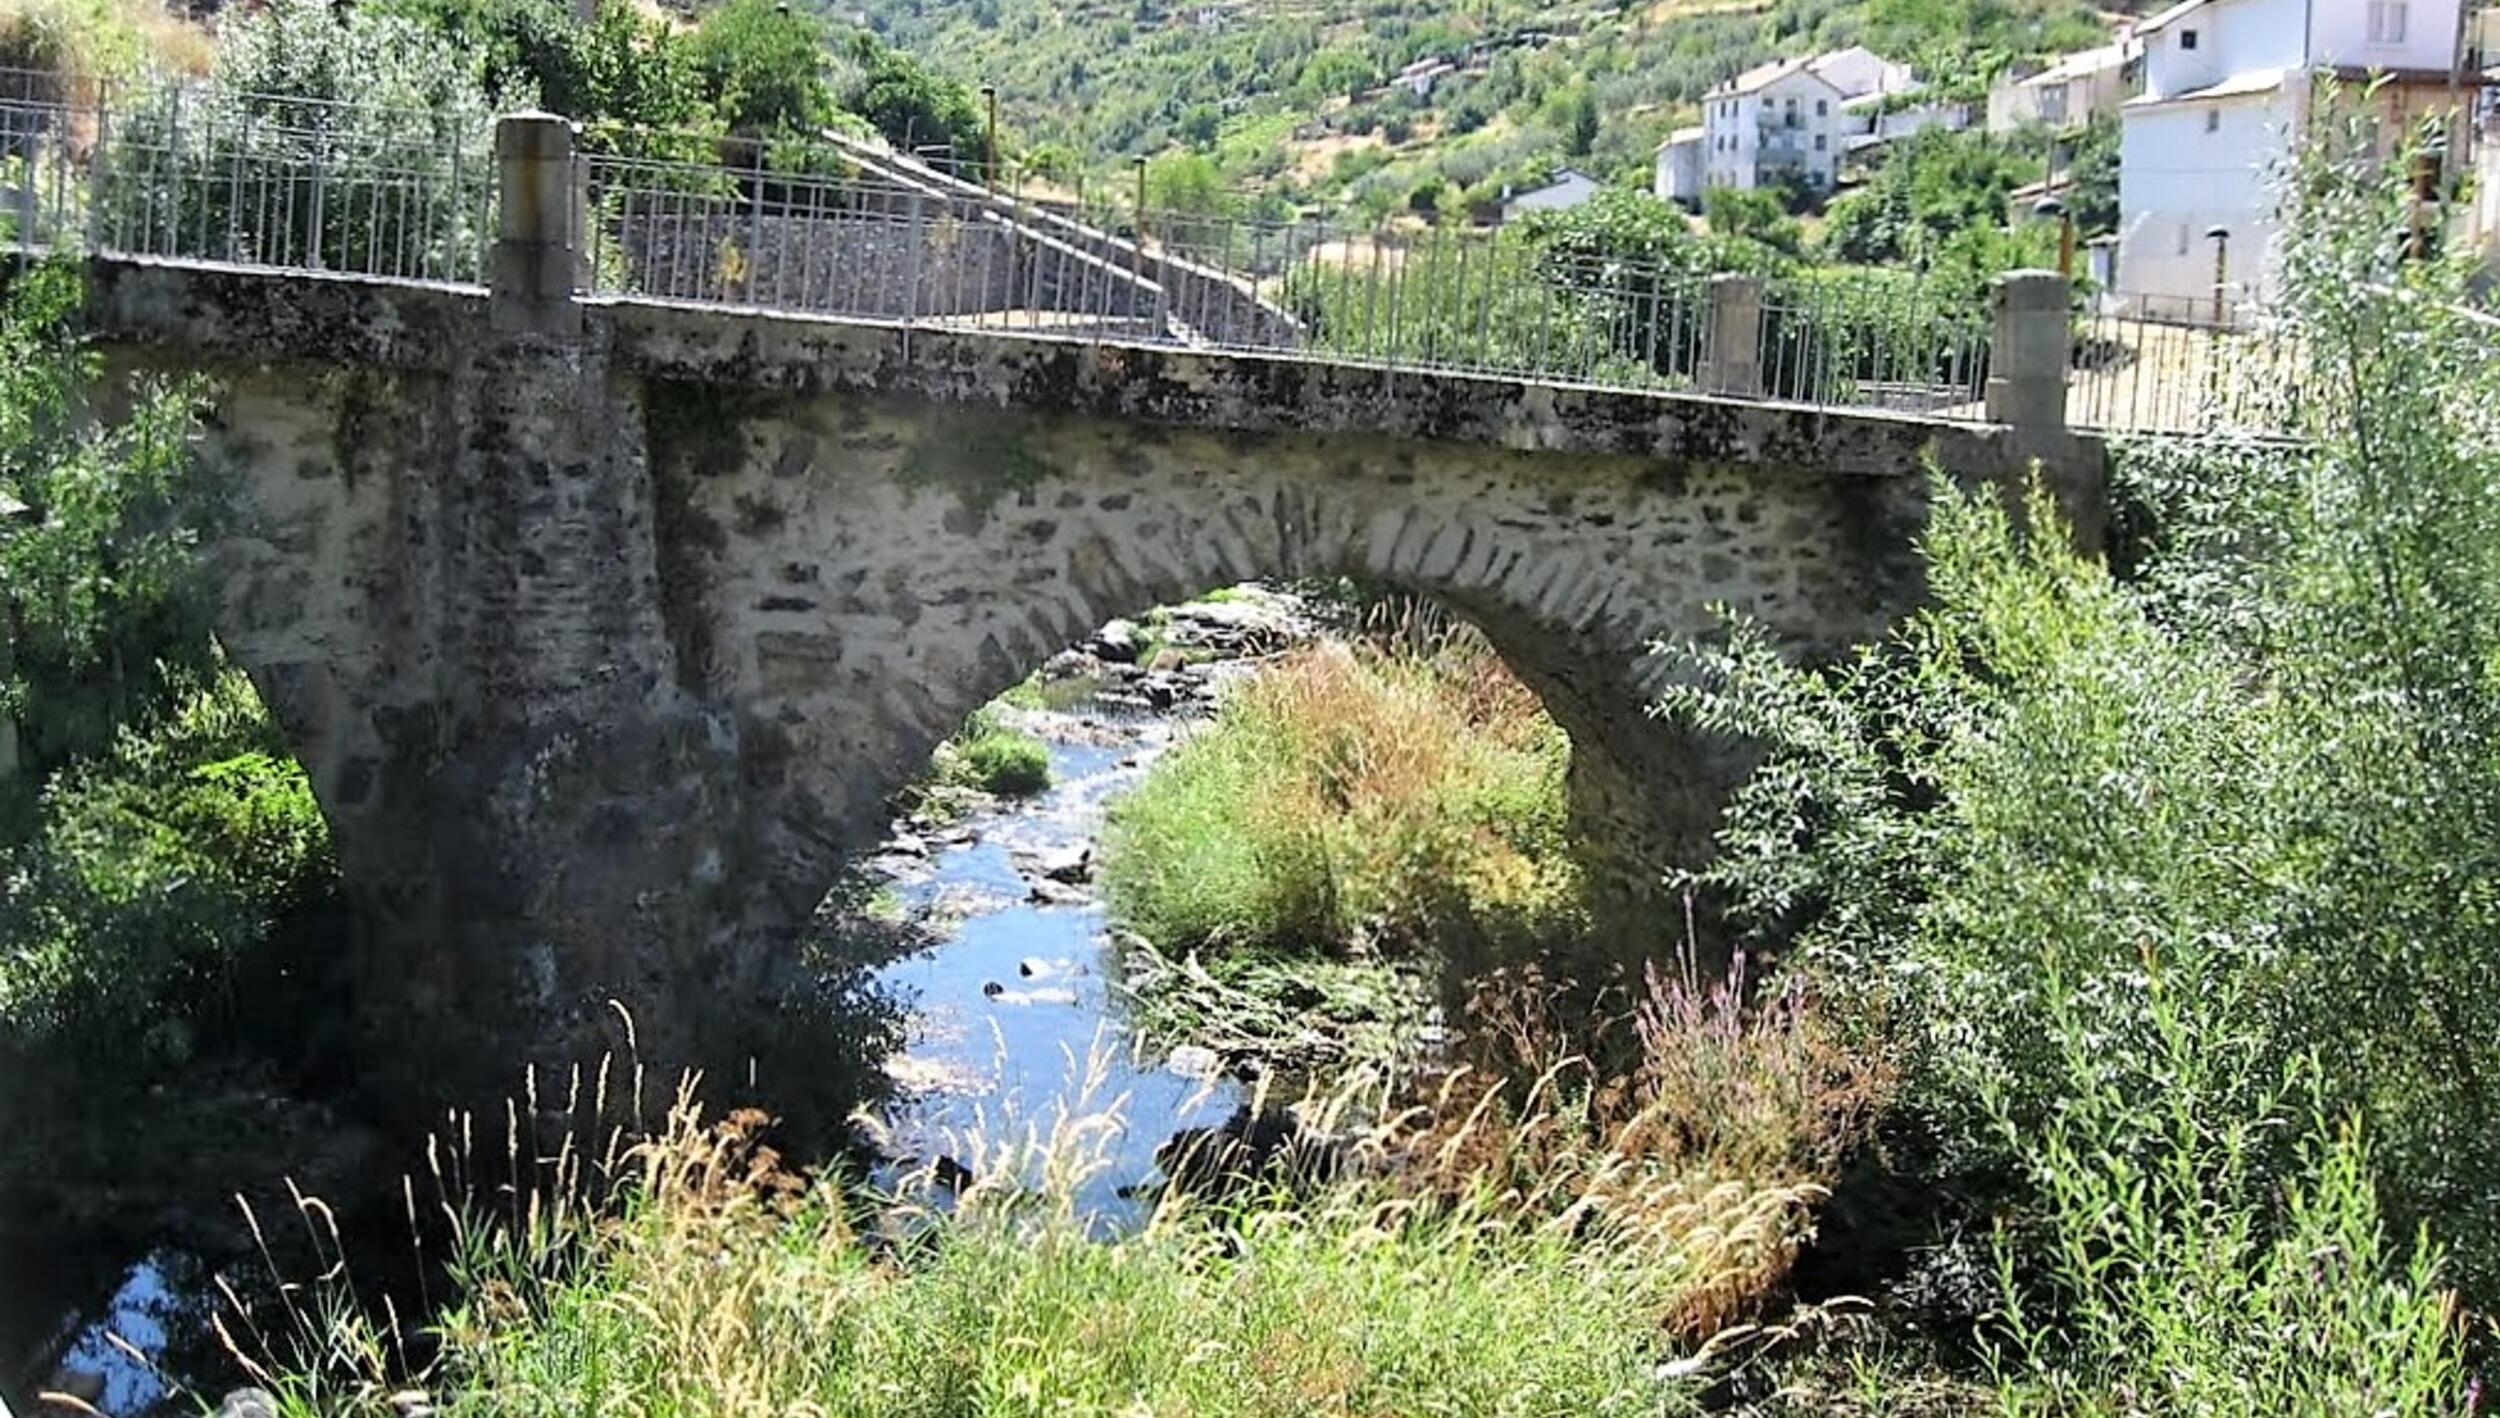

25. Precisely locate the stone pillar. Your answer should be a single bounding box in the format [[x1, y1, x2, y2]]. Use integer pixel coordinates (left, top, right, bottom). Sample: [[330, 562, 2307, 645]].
[[1984, 269, 2070, 430], [1698, 274, 1763, 397], [491, 112, 580, 338]]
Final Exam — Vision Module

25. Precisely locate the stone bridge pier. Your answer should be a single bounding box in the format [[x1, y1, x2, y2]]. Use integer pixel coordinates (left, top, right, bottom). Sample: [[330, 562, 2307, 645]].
[[81, 256, 2103, 1115]]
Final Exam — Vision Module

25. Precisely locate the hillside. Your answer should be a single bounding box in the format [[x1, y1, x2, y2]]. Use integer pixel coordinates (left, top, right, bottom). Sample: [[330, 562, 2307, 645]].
[[843, 0, 2150, 218]]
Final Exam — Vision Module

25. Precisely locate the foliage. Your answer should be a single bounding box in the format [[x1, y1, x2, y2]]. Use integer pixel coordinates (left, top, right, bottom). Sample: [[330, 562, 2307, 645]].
[[372, 0, 712, 144], [1703, 186, 1802, 256], [1817, 125, 2041, 267], [247, 1027, 1875, 1416], [0, 262, 211, 812], [924, 705, 1052, 801], [211, 0, 516, 115], [1100, 638, 1582, 964], [96, 0, 513, 280], [0, 667, 332, 1066], [832, 0, 2122, 223], [2059, 115, 2117, 236], [0, 0, 211, 90], [836, 27, 986, 159], [685, 0, 836, 137], [1986, 987, 2466, 1413], [1665, 123, 2500, 1317]]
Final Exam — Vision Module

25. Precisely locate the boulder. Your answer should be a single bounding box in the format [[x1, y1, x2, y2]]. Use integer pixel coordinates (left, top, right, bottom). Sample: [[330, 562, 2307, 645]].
[[1165, 1044, 1223, 1080], [215, 1391, 282, 1418], [1089, 619, 1142, 664], [1026, 879, 1090, 907]]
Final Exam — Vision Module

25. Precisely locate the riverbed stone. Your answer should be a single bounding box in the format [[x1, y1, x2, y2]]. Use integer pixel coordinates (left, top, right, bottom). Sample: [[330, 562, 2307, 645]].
[[1165, 1044, 1223, 1080]]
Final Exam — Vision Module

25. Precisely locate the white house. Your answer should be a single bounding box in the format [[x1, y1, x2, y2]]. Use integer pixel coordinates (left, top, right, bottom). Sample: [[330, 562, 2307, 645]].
[[1809, 45, 1915, 103], [2117, 0, 2465, 314], [1697, 58, 1849, 193], [1986, 40, 2137, 132], [1653, 125, 1705, 204]]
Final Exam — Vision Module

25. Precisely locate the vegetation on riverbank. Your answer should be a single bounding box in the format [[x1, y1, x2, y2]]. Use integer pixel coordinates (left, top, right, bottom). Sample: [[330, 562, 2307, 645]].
[[1102, 636, 1581, 962]]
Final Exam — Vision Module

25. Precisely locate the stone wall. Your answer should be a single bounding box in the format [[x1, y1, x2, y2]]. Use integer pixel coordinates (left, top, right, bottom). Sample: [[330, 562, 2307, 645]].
[[80, 255, 2105, 1113]]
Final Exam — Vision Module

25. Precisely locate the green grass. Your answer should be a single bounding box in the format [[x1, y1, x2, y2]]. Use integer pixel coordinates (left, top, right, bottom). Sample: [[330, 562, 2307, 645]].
[[953, 727, 1051, 796], [1100, 639, 1582, 963], [919, 706, 1053, 808], [409, 1184, 1699, 1417]]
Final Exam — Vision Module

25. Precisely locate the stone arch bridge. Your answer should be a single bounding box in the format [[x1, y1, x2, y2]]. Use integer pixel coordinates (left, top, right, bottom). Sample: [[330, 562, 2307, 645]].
[[74, 245, 2104, 1108]]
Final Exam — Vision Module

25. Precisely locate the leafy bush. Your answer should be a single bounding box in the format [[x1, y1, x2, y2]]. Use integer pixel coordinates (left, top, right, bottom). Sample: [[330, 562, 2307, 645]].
[[954, 725, 1050, 796], [1987, 985, 2466, 1413], [0, 261, 211, 820], [373, 0, 711, 144], [1666, 121, 2500, 1327], [1101, 639, 1581, 961], [0, 668, 333, 1065]]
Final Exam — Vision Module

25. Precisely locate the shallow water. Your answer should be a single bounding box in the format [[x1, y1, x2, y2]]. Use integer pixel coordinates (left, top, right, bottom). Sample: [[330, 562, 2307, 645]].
[[868, 708, 1246, 1224]]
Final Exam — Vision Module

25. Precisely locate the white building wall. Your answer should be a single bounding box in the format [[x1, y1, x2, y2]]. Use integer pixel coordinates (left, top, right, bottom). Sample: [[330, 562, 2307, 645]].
[[2309, 0, 2463, 71], [1748, 71, 1844, 189], [1810, 47, 1912, 100], [2116, 85, 2298, 311], [1654, 136, 1704, 203], [2141, 0, 2305, 98]]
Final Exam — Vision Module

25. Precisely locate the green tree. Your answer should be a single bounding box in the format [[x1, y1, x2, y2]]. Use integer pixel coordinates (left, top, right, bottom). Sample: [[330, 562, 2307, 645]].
[[688, 0, 837, 137], [1672, 118, 2500, 1306], [838, 28, 986, 159], [0, 264, 211, 827]]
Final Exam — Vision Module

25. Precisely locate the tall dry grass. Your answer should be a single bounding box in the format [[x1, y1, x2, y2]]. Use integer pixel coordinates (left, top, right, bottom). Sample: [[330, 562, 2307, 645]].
[[201, 957, 1891, 1417], [1100, 634, 1583, 965]]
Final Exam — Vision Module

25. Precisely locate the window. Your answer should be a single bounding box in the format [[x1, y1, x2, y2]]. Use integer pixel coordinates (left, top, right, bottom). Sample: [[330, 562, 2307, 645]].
[[1814, 133, 1827, 150], [2205, 106, 2222, 132], [1815, 98, 1828, 115], [2180, 27, 2198, 49], [2369, 0, 2407, 43]]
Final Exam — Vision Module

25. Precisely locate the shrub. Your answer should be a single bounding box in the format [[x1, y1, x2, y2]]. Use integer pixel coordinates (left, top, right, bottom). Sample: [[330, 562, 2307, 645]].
[[1987, 986, 2466, 1414], [1100, 639, 1581, 963], [954, 725, 1050, 796], [1665, 120, 2500, 1323], [0, 667, 333, 1065]]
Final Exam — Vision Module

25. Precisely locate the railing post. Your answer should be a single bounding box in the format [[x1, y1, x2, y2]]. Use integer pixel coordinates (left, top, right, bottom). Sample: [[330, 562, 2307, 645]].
[[1984, 268, 2070, 430], [1699, 273, 1763, 396], [491, 111, 579, 338]]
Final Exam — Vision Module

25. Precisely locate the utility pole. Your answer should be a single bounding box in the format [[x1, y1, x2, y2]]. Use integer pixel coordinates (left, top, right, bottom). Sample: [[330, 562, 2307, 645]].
[[981, 85, 999, 192], [2205, 225, 2231, 326]]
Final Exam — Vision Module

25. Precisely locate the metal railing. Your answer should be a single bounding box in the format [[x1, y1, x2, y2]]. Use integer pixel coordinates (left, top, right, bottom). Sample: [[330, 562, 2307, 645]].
[[574, 143, 2005, 417], [0, 66, 2314, 439], [2069, 296, 2307, 437], [0, 67, 497, 284]]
